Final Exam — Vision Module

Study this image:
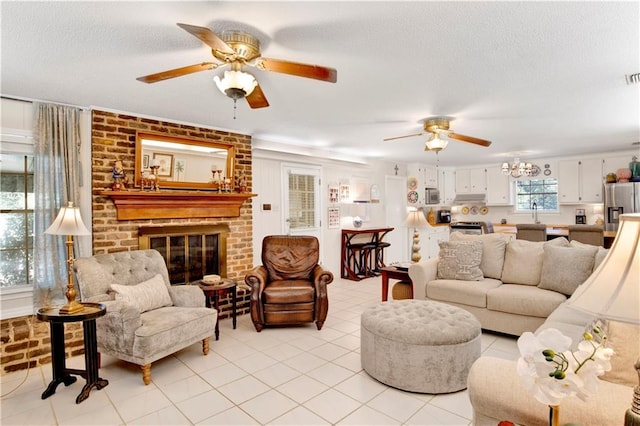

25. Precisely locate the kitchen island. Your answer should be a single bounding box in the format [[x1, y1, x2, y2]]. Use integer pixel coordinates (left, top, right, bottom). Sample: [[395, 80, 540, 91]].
[[492, 224, 615, 247]]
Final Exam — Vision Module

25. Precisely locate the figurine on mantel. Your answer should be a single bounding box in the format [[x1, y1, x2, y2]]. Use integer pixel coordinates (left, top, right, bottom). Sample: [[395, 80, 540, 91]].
[[111, 160, 129, 191], [235, 171, 247, 193]]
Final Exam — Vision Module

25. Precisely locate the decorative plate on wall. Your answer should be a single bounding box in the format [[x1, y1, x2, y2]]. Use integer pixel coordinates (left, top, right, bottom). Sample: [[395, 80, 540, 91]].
[[407, 177, 418, 190], [461, 206, 470, 215], [470, 206, 479, 215], [480, 207, 489, 215], [407, 191, 418, 203]]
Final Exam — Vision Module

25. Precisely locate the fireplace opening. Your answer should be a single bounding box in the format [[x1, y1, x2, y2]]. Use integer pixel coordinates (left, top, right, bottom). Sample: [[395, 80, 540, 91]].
[[138, 224, 229, 285]]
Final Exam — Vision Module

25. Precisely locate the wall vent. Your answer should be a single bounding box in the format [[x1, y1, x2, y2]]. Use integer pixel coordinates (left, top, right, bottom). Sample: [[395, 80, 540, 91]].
[[626, 73, 640, 85]]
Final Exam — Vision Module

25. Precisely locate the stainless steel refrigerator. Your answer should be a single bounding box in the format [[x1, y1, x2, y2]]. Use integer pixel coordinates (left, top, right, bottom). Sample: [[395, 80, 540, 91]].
[[604, 182, 640, 231]]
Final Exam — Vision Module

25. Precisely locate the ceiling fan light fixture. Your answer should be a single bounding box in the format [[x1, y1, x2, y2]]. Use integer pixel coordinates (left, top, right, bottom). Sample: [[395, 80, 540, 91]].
[[214, 70, 257, 99], [425, 134, 448, 152]]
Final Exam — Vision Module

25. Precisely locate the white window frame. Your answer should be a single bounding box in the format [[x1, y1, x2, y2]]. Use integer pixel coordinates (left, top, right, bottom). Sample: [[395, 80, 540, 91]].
[[514, 178, 560, 213]]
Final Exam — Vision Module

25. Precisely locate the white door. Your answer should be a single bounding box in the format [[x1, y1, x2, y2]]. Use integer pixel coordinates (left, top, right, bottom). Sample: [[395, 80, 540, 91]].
[[282, 164, 322, 242], [385, 175, 408, 263]]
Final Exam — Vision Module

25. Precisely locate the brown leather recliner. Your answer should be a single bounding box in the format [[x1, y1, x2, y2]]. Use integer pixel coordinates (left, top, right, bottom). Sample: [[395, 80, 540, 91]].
[[245, 235, 334, 332]]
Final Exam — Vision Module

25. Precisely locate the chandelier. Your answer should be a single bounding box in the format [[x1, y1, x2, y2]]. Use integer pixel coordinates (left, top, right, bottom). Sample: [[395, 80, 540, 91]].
[[425, 133, 448, 152], [501, 158, 533, 178]]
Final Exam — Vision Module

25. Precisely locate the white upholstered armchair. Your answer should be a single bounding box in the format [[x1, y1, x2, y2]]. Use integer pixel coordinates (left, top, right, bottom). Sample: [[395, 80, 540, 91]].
[[73, 249, 216, 385]]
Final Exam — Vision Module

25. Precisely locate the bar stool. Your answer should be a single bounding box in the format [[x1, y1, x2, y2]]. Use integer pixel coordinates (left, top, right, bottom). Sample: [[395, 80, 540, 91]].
[[372, 241, 391, 273]]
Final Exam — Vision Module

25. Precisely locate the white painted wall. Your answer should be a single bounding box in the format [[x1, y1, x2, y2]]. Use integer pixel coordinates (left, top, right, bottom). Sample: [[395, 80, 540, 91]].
[[251, 150, 401, 276]]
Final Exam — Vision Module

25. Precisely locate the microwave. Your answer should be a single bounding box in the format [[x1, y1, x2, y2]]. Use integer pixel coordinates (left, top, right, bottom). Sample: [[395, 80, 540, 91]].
[[425, 188, 440, 204]]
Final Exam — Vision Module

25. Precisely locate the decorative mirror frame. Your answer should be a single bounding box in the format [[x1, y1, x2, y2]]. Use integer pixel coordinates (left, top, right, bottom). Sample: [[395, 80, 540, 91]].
[[134, 132, 235, 190]]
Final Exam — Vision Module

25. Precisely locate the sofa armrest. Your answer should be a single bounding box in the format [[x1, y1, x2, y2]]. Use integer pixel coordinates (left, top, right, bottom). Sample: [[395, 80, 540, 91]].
[[169, 285, 206, 308], [468, 356, 633, 426], [408, 258, 438, 300], [96, 300, 141, 354]]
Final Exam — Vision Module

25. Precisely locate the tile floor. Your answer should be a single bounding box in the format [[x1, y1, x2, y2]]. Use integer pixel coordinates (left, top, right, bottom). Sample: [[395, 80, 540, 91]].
[[0, 276, 520, 425]]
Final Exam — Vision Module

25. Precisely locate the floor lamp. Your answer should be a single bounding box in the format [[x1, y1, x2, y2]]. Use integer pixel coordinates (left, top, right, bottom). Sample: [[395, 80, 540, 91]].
[[44, 201, 91, 314], [565, 213, 640, 426], [406, 209, 429, 262]]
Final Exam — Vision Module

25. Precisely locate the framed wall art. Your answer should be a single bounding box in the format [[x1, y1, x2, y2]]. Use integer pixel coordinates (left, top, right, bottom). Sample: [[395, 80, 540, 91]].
[[328, 185, 339, 204], [153, 153, 174, 177], [328, 207, 340, 228]]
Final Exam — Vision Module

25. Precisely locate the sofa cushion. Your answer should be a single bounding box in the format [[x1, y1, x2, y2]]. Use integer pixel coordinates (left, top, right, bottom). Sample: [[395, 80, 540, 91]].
[[570, 240, 608, 270], [427, 278, 502, 308], [449, 231, 512, 279], [501, 237, 569, 285], [601, 320, 640, 387], [111, 274, 173, 313], [487, 284, 567, 317], [538, 244, 597, 295], [437, 240, 484, 281]]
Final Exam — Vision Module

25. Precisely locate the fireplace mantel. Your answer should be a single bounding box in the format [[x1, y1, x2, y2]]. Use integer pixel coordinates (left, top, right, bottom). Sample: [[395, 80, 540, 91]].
[[99, 190, 256, 220]]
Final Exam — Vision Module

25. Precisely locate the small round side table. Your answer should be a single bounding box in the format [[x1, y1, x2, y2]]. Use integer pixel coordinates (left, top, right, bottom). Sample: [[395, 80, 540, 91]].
[[198, 280, 237, 340], [37, 302, 108, 404]]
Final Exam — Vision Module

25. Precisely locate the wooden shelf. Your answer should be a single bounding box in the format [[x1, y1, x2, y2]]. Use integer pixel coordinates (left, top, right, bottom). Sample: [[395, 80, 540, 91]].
[[99, 190, 256, 220]]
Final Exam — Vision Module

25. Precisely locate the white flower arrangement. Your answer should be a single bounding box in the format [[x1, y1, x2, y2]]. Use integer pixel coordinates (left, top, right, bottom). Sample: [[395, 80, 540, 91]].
[[516, 325, 614, 406]]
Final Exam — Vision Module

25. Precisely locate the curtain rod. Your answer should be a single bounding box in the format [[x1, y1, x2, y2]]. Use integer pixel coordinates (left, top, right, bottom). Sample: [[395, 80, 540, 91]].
[[1, 94, 90, 111]]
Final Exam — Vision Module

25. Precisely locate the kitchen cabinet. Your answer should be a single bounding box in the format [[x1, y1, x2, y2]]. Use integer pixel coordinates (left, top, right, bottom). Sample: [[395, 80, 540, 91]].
[[438, 168, 456, 205], [485, 167, 513, 205], [455, 168, 486, 194], [558, 158, 603, 204], [424, 166, 438, 188]]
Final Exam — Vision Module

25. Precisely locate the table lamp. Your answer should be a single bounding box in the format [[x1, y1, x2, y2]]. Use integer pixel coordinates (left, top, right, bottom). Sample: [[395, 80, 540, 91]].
[[44, 201, 91, 314], [406, 209, 429, 262], [565, 213, 640, 426]]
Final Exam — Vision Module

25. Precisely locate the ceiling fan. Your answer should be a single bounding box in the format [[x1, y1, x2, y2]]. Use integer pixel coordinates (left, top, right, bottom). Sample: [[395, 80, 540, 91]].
[[384, 117, 491, 152], [137, 23, 337, 109]]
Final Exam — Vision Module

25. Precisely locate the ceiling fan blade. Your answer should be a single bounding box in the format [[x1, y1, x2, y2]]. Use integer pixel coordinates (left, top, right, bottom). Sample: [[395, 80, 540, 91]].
[[256, 58, 337, 83], [136, 62, 219, 83], [246, 83, 269, 109], [176, 23, 235, 55], [383, 132, 425, 142], [446, 132, 492, 147]]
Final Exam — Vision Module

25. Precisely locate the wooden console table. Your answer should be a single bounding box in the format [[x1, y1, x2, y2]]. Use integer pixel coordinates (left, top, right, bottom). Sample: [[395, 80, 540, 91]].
[[341, 227, 394, 281]]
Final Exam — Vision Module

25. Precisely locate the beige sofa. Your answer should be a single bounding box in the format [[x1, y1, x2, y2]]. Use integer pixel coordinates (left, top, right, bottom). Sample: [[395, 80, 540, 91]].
[[408, 232, 637, 425], [467, 305, 637, 425], [407, 232, 607, 336]]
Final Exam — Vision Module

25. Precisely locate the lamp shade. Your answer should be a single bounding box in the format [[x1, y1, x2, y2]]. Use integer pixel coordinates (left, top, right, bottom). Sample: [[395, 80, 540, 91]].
[[406, 210, 429, 229], [565, 213, 640, 324], [44, 202, 91, 236], [213, 70, 257, 99], [425, 134, 448, 152]]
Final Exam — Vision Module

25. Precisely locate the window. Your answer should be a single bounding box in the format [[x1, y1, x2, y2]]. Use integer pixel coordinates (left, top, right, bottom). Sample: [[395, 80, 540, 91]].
[[0, 154, 35, 287], [288, 173, 317, 229], [515, 178, 558, 212]]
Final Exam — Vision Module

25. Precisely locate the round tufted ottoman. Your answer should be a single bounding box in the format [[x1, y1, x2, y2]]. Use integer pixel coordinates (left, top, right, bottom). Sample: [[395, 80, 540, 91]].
[[361, 299, 481, 393]]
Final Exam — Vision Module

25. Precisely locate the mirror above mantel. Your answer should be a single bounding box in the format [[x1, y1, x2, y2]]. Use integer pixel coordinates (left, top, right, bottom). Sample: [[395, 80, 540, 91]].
[[134, 132, 235, 190]]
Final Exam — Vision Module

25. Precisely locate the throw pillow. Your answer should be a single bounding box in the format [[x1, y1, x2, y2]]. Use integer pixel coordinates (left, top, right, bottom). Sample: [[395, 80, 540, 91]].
[[437, 240, 484, 281], [570, 240, 608, 271], [501, 237, 569, 286], [601, 320, 640, 387], [450, 232, 513, 279], [538, 244, 597, 295], [110, 273, 172, 313]]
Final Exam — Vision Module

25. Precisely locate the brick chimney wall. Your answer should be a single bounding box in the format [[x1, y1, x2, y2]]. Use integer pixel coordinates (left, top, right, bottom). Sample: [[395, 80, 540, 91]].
[[1, 110, 254, 375]]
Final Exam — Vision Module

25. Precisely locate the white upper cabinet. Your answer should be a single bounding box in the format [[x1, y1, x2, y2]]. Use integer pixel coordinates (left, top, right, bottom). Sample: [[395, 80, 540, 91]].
[[485, 167, 513, 205], [424, 166, 438, 188], [439, 168, 456, 205], [558, 158, 603, 204], [455, 168, 486, 194]]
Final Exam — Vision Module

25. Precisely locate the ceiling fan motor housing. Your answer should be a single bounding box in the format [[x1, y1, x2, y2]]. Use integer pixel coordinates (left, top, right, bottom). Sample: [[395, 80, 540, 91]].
[[424, 117, 451, 133], [214, 31, 261, 62]]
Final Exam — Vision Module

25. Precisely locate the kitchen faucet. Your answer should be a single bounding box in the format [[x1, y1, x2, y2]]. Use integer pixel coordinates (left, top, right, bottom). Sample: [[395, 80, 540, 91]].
[[532, 201, 540, 224]]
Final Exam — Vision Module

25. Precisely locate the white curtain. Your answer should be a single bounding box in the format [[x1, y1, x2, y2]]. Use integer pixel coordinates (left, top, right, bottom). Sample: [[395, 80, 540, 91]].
[[32, 103, 83, 308]]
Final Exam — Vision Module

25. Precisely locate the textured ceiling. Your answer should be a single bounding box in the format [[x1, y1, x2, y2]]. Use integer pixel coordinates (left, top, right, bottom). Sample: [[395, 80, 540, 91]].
[[1, 1, 639, 166]]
